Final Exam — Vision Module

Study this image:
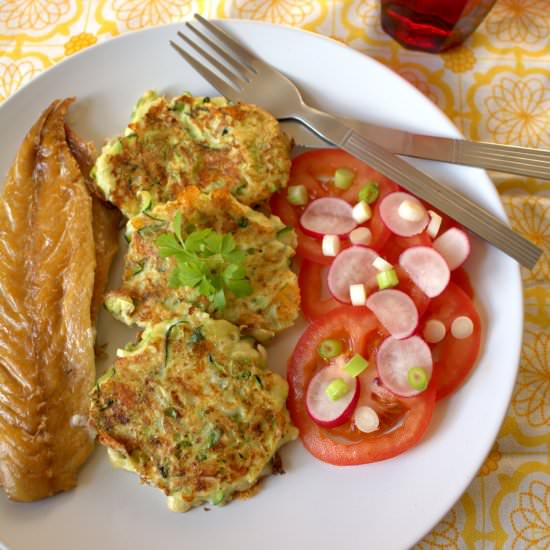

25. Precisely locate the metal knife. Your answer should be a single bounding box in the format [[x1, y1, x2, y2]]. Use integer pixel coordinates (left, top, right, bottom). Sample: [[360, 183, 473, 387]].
[[285, 115, 550, 180]]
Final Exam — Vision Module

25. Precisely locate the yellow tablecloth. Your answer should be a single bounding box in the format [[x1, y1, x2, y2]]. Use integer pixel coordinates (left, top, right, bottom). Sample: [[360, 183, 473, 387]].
[[1, 1, 548, 548]]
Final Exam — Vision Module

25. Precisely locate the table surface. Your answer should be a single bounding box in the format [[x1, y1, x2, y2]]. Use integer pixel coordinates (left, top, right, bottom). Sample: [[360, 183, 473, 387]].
[[0, 1, 549, 548]]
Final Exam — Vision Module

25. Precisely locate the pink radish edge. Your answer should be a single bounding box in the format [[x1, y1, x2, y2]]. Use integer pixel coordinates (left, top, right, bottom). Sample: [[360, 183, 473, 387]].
[[379, 191, 429, 237], [300, 197, 357, 239], [366, 289, 419, 340], [432, 227, 471, 270], [399, 245, 450, 298], [306, 365, 360, 427], [376, 336, 433, 397], [327, 246, 379, 303]]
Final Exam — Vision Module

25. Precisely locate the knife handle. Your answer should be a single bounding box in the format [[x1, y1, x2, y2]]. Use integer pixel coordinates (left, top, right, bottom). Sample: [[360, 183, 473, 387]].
[[454, 140, 550, 180], [293, 105, 542, 269]]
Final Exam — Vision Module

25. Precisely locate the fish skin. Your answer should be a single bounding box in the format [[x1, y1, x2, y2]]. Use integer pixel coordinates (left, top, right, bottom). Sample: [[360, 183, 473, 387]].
[[65, 124, 122, 324], [0, 99, 96, 501]]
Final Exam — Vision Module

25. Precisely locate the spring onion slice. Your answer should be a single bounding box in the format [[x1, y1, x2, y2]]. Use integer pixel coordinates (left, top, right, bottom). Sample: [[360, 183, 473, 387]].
[[407, 367, 428, 391], [376, 268, 399, 289], [334, 167, 354, 189], [318, 338, 342, 360], [343, 354, 369, 377], [358, 182, 380, 204], [325, 378, 350, 401], [287, 185, 309, 206]]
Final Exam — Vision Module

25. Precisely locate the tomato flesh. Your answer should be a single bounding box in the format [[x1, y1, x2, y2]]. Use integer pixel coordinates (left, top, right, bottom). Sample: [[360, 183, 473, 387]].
[[382, 232, 432, 265], [299, 260, 430, 321], [450, 267, 474, 299], [287, 307, 436, 465], [298, 260, 340, 321], [422, 282, 481, 400], [271, 150, 399, 264]]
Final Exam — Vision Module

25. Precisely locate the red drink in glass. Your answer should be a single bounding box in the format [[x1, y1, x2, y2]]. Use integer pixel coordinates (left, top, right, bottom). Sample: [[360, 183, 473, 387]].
[[380, 0, 497, 52]]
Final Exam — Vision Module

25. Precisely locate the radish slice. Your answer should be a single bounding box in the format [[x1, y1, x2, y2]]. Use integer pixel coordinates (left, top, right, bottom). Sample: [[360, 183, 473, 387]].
[[300, 197, 357, 238], [377, 336, 433, 397], [433, 227, 471, 270], [399, 246, 450, 298], [306, 364, 360, 427], [366, 289, 419, 339], [380, 192, 429, 237], [327, 246, 379, 303]]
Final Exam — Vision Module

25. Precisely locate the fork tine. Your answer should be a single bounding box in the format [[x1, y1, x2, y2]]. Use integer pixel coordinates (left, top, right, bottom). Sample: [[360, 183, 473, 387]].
[[169, 40, 239, 98], [176, 31, 247, 89], [194, 13, 259, 71], [186, 21, 255, 81]]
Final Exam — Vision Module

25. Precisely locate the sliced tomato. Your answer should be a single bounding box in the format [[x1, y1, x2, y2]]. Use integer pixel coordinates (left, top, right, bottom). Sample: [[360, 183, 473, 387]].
[[299, 260, 430, 321], [382, 232, 432, 264], [393, 266, 431, 318], [380, 233, 432, 317], [450, 267, 474, 299], [298, 260, 340, 321], [422, 282, 481, 400], [271, 150, 399, 264], [383, 232, 472, 305], [287, 306, 436, 465]]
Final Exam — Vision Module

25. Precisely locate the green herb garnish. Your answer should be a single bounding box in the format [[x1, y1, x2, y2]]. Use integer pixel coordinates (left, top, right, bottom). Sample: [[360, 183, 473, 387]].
[[156, 214, 252, 310]]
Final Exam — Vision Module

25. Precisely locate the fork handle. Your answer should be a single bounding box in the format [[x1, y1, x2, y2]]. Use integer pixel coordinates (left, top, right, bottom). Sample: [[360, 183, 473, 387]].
[[338, 115, 550, 180], [292, 104, 542, 269]]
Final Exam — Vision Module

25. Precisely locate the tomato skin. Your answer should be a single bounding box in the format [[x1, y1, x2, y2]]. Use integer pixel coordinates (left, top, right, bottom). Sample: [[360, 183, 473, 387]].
[[287, 307, 436, 465], [271, 150, 399, 264], [394, 266, 431, 318], [450, 267, 474, 299], [299, 261, 430, 321], [382, 232, 432, 264], [298, 260, 340, 321], [423, 282, 481, 400]]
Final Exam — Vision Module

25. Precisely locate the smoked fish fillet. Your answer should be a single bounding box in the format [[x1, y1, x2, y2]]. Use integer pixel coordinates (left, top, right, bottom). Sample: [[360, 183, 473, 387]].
[[0, 99, 96, 501], [66, 125, 121, 324]]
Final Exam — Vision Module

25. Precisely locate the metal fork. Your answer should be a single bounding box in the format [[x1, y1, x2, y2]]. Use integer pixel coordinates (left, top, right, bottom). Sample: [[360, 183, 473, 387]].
[[170, 14, 542, 269]]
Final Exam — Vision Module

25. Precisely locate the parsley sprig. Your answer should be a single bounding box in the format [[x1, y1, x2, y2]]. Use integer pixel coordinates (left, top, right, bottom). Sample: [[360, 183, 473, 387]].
[[155, 211, 252, 310]]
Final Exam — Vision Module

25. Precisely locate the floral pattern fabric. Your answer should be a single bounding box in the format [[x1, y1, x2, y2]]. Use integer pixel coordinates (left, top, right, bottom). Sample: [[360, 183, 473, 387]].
[[0, 1, 549, 548]]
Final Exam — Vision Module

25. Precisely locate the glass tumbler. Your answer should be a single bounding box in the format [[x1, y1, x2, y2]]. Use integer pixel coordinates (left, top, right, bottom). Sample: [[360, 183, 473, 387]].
[[380, 0, 497, 53]]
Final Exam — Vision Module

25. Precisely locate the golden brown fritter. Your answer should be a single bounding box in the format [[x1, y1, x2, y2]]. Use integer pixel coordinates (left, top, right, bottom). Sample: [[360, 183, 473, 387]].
[[94, 92, 292, 217], [105, 186, 299, 341], [89, 313, 297, 512]]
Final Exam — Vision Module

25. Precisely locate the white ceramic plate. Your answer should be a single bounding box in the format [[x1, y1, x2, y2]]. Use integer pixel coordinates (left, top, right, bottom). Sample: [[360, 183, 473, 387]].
[[0, 21, 522, 550]]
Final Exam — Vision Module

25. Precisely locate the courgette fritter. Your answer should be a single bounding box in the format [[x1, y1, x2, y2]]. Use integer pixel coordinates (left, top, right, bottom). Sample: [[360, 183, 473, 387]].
[[104, 186, 299, 341], [89, 313, 297, 512], [94, 91, 292, 217]]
